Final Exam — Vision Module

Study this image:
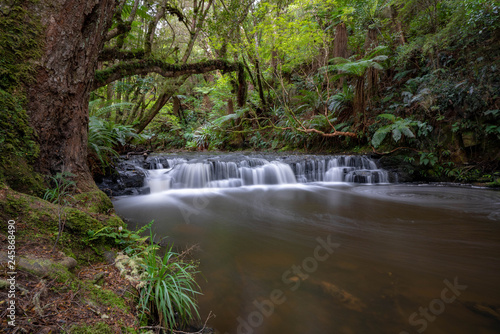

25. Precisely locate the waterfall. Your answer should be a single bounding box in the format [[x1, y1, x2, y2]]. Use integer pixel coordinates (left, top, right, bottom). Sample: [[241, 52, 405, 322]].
[[141, 154, 391, 192]]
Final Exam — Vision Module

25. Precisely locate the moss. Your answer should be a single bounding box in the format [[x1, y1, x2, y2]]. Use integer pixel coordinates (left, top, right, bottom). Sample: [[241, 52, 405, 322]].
[[0, 90, 44, 194], [68, 322, 114, 334], [85, 281, 130, 311], [20, 259, 72, 279], [73, 190, 114, 214], [0, 186, 125, 264], [0, 3, 43, 92], [0, 3, 44, 194]]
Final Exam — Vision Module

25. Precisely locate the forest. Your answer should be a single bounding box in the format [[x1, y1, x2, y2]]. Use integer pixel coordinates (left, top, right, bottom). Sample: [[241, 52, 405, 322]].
[[0, 0, 499, 333]]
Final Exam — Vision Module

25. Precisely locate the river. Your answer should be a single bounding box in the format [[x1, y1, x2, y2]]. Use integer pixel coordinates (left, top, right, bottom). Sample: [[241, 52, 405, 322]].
[[112, 154, 500, 334]]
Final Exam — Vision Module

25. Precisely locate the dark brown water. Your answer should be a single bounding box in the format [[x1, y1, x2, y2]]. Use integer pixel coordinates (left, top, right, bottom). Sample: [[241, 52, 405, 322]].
[[114, 183, 500, 334]]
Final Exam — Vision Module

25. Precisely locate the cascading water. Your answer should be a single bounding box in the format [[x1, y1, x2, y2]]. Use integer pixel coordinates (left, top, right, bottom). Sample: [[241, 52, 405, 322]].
[[141, 154, 391, 193]]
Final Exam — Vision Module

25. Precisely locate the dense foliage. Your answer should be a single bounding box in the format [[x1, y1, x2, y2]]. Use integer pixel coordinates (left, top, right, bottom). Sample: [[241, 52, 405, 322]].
[[89, 0, 499, 182]]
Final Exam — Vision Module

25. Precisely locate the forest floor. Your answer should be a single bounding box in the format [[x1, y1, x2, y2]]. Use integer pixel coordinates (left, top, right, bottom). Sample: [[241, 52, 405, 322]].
[[0, 233, 139, 333], [0, 185, 142, 333]]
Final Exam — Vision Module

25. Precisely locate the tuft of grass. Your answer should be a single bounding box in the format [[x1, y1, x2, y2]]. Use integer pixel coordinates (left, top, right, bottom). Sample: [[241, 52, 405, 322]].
[[138, 228, 201, 329]]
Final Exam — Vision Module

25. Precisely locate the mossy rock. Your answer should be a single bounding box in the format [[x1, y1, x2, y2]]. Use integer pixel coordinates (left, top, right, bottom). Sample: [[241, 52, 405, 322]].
[[0, 251, 76, 278], [0, 186, 125, 263], [64, 208, 103, 234], [73, 190, 114, 214]]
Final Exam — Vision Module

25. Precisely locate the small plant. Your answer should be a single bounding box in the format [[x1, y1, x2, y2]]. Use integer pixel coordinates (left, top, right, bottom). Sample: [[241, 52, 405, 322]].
[[86, 220, 154, 255], [43, 171, 75, 203], [185, 140, 198, 151], [138, 228, 201, 329], [418, 152, 438, 167], [43, 171, 76, 252]]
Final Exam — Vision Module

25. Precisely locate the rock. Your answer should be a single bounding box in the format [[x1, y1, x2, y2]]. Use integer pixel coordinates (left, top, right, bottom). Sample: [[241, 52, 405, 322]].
[[119, 169, 145, 188], [59, 256, 77, 269], [96, 162, 147, 197], [0, 251, 76, 277], [92, 272, 108, 284]]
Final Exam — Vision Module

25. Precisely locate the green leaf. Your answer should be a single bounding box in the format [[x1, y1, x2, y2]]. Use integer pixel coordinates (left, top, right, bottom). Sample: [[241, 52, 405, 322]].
[[377, 113, 396, 122], [392, 128, 402, 142], [400, 126, 415, 138], [372, 127, 390, 148]]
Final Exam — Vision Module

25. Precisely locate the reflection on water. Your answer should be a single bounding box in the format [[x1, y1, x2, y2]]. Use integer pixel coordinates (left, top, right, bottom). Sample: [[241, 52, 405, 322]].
[[114, 184, 500, 334]]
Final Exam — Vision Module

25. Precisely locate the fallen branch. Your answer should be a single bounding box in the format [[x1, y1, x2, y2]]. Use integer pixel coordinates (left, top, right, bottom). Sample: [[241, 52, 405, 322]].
[[278, 126, 356, 138], [371, 146, 419, 155], [126, 150, 153, 160]]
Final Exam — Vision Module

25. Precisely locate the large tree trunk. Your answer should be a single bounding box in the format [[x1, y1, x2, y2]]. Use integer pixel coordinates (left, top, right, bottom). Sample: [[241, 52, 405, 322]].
[[334, 22, 348, 89], [333, 22, 348, 59], [26, 0, 115, 191]]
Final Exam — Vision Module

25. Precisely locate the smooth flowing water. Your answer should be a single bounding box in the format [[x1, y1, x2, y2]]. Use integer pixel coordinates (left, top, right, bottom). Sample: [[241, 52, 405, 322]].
[[113, 154, 500, 334]]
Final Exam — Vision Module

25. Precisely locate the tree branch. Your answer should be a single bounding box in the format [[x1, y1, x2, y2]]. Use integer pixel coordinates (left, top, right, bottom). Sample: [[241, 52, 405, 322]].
[[93, 59, 243, 90], [278, 126, 356, 138], [105, 21, 132, 42]]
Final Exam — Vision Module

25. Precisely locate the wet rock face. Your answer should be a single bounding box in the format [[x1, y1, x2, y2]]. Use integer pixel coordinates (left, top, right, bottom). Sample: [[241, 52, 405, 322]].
[[96, 162, 149, 197]]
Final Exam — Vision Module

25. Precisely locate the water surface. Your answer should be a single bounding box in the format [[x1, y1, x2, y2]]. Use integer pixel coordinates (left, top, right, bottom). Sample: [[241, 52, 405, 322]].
[[114, 183, 500, 334]]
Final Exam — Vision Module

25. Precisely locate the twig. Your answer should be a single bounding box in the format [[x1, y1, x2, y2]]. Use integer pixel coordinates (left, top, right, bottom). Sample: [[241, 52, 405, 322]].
[[172, 311, 214, 334], [371, 146, 419, 155], [139, 311, 214, 334]]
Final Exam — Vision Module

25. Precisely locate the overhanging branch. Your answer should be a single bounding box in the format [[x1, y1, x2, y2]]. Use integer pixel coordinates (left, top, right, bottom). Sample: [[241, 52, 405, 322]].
[[92, 59, 243, 90]]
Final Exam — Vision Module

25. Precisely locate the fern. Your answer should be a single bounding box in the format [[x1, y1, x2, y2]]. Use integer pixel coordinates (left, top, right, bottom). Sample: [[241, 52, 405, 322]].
[[372, 114, 418, 148]]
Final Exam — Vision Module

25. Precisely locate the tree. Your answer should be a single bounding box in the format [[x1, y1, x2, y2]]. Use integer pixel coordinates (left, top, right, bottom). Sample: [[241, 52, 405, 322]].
[[327, 47, 388, 128], [11, 0, 243, 190]]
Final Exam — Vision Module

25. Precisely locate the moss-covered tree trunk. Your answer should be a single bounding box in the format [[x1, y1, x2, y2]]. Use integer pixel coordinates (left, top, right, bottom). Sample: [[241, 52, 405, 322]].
[[25, 0, 115, 191]]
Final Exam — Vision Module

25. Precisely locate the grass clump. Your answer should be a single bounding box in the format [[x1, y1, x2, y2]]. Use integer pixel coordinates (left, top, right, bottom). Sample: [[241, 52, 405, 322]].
[[137, 228, 201, 329]]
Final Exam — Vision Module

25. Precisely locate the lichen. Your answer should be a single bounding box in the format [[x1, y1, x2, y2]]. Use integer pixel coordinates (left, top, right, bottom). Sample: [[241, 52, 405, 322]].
[[114, 253, 147, 289]]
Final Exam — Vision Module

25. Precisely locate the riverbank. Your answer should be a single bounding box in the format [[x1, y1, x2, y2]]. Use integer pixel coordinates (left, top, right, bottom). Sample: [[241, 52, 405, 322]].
[[0, 181, 210, 333], [0, 184, 139, 333]]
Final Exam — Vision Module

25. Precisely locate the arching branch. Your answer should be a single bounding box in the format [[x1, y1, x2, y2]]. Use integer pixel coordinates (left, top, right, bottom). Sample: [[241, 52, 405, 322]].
[[93, 59, 244, 90]]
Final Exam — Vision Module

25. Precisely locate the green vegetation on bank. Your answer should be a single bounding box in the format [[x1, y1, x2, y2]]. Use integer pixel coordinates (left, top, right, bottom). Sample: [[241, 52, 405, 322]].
[[0, 182, 202, 332], [86, 0, 498, 184]]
